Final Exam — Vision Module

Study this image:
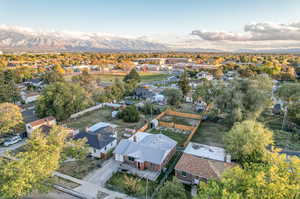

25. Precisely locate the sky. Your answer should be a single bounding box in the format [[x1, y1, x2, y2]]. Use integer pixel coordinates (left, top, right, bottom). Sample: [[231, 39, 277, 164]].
[[1, 0, 300, 50]]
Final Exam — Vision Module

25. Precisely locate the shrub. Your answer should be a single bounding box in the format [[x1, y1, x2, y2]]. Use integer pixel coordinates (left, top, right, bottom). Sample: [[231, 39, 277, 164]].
[[117, 105, 140, 123]]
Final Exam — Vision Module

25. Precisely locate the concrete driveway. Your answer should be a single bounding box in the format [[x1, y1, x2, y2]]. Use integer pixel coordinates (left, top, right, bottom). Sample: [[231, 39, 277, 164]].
[[83, 158, 121, 186]]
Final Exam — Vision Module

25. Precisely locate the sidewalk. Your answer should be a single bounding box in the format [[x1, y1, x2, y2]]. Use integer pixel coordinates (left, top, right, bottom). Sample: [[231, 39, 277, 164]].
[[54, 171, 134, 199]]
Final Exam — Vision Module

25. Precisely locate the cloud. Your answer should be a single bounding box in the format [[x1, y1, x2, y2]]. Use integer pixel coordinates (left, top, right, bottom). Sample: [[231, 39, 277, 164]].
[[192, 21, 300, 41]]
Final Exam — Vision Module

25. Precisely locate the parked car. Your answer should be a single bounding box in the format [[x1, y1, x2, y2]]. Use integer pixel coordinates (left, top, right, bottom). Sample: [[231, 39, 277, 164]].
[[3, 136, 22, 147]]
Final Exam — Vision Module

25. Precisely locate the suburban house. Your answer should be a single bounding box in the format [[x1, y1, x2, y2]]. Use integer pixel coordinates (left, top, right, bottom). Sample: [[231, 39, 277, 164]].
[[25, 116, 57, 137], [185, 91, 193, 103], [175, 142, 235, 184], [74, 122, 117, 159], [24, 78, 44, 88], [114, 132, 177, 171], [196, 71, 213, 80], [21, 92, 40, 104], [134, 86, 156, 99]]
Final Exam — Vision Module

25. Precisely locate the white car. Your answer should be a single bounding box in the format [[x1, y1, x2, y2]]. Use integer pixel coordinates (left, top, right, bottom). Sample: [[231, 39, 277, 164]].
[[3, 136, 22, 147]]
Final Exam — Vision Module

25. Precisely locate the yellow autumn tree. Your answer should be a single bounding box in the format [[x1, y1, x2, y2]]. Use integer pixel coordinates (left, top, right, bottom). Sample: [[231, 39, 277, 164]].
[[0, 103, 23, 135], [0, 125, 87, 199]]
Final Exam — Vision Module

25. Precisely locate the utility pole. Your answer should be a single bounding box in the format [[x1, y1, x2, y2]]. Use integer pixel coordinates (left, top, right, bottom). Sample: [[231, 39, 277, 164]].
[[146, 177, 148, 199]]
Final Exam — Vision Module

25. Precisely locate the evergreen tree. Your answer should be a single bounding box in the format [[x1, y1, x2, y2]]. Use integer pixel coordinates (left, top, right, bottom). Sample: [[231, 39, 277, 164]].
[[177, 71, 191, 96], [123, 68, 141, 83]]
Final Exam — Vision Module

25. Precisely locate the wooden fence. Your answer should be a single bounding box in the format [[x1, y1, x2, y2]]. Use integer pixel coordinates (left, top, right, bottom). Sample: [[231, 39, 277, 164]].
[[165, 110, 201, 120], [135, 108, 209, 148]]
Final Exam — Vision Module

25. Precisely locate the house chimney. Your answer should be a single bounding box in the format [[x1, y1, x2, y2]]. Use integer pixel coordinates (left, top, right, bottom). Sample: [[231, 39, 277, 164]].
[[225, 154, 231, 163]]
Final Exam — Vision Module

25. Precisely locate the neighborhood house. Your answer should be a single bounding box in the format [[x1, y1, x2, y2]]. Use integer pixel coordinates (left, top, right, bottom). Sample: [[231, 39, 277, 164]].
[[175, 142, 235, 184], [21, 92, 40, 104], [25, 116, 56, 137], [74, 122, 117, 159], [114, 132, 177, 171]]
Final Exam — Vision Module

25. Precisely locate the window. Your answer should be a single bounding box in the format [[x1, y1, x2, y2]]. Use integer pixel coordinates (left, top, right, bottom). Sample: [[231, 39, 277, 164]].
[[182, 171, 187, 177], [128, 156, 135, 161], [104, 146, 107, 150]]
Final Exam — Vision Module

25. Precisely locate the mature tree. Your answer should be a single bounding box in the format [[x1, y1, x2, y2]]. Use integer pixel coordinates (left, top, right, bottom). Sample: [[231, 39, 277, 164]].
[[36, 82, 92, 121], [224, 120, 273, 163], [157, 177, 187, 199], [0, 103, 23, 136], [193, 80, 222, 105], [0, 126, 85, 199], [123, 68, 141, 83], [62, 138, 89, 161], [196, 153, 300, 199], [276, 83, 300, 129], [71, 70, 95, 92], [118, 105, 140, 123], [215, 75, 273, 124], [163, 88, 183, 107], [141, 102, 161, 115], [213, 68, 224, 79], [0, 125, 88, 198], [0, 72, 20, 103], [53, 64, 65, 75], [42, 70, 65, 84], [288, 102, 300, 125], [177, 71, 191, 96]]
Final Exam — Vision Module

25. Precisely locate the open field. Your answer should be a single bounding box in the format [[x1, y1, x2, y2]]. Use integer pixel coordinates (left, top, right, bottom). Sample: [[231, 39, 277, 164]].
[[64, 108, 147, 131], [92, 72, 171, 83], [65, 72, 171, 83], [191, 121, 229, 147]]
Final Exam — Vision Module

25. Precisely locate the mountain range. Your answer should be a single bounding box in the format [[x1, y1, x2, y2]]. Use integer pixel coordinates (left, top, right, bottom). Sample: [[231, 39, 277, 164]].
[[1, 25, 300, 53]]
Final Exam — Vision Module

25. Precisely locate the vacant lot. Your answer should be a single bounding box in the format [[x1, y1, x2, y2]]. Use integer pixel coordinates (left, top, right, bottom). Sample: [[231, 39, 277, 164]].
[[191, 121, 229, 147], [64, 108, 146, 131], [106, 172, 157, 198]]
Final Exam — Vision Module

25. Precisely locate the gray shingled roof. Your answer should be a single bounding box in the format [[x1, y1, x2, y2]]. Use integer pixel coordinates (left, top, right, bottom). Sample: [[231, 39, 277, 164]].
[[114, 133, 177, 164], [74, 126, 116, 150]]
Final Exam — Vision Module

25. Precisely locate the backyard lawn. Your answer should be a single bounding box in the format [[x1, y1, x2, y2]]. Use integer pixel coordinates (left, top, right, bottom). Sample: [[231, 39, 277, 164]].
[[191, 121, 229, 147], [106, 172, 157, 198], [64, 108, 146, 131], [148, 128, 189, 146], [58, 157, 102, 179]]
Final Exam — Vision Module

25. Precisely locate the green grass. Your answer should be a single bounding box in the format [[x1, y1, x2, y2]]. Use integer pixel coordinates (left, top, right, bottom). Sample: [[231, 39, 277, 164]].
[[191, 121, 229, 147], [106, 172, 157, 198], [273, 130, 300, 151], [64, 108, 146, 131], [57, 158, 102, 179], [148, 128, 188, 146], [258, 112, 300, 151], [91, 72, 171, 83]]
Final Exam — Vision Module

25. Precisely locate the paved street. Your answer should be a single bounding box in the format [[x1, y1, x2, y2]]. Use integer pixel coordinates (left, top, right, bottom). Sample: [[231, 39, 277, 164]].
[[0, 140, 26, 156]]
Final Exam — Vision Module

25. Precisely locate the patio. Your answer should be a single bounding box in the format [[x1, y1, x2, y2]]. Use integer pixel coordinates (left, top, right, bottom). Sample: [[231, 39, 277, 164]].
[[118, 163, 161, 181]]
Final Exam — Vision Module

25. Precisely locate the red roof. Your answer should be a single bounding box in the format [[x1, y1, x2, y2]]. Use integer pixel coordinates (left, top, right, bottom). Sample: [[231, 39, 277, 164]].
[[29, 116, 56, 127], [175, 153, 236, 180]]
